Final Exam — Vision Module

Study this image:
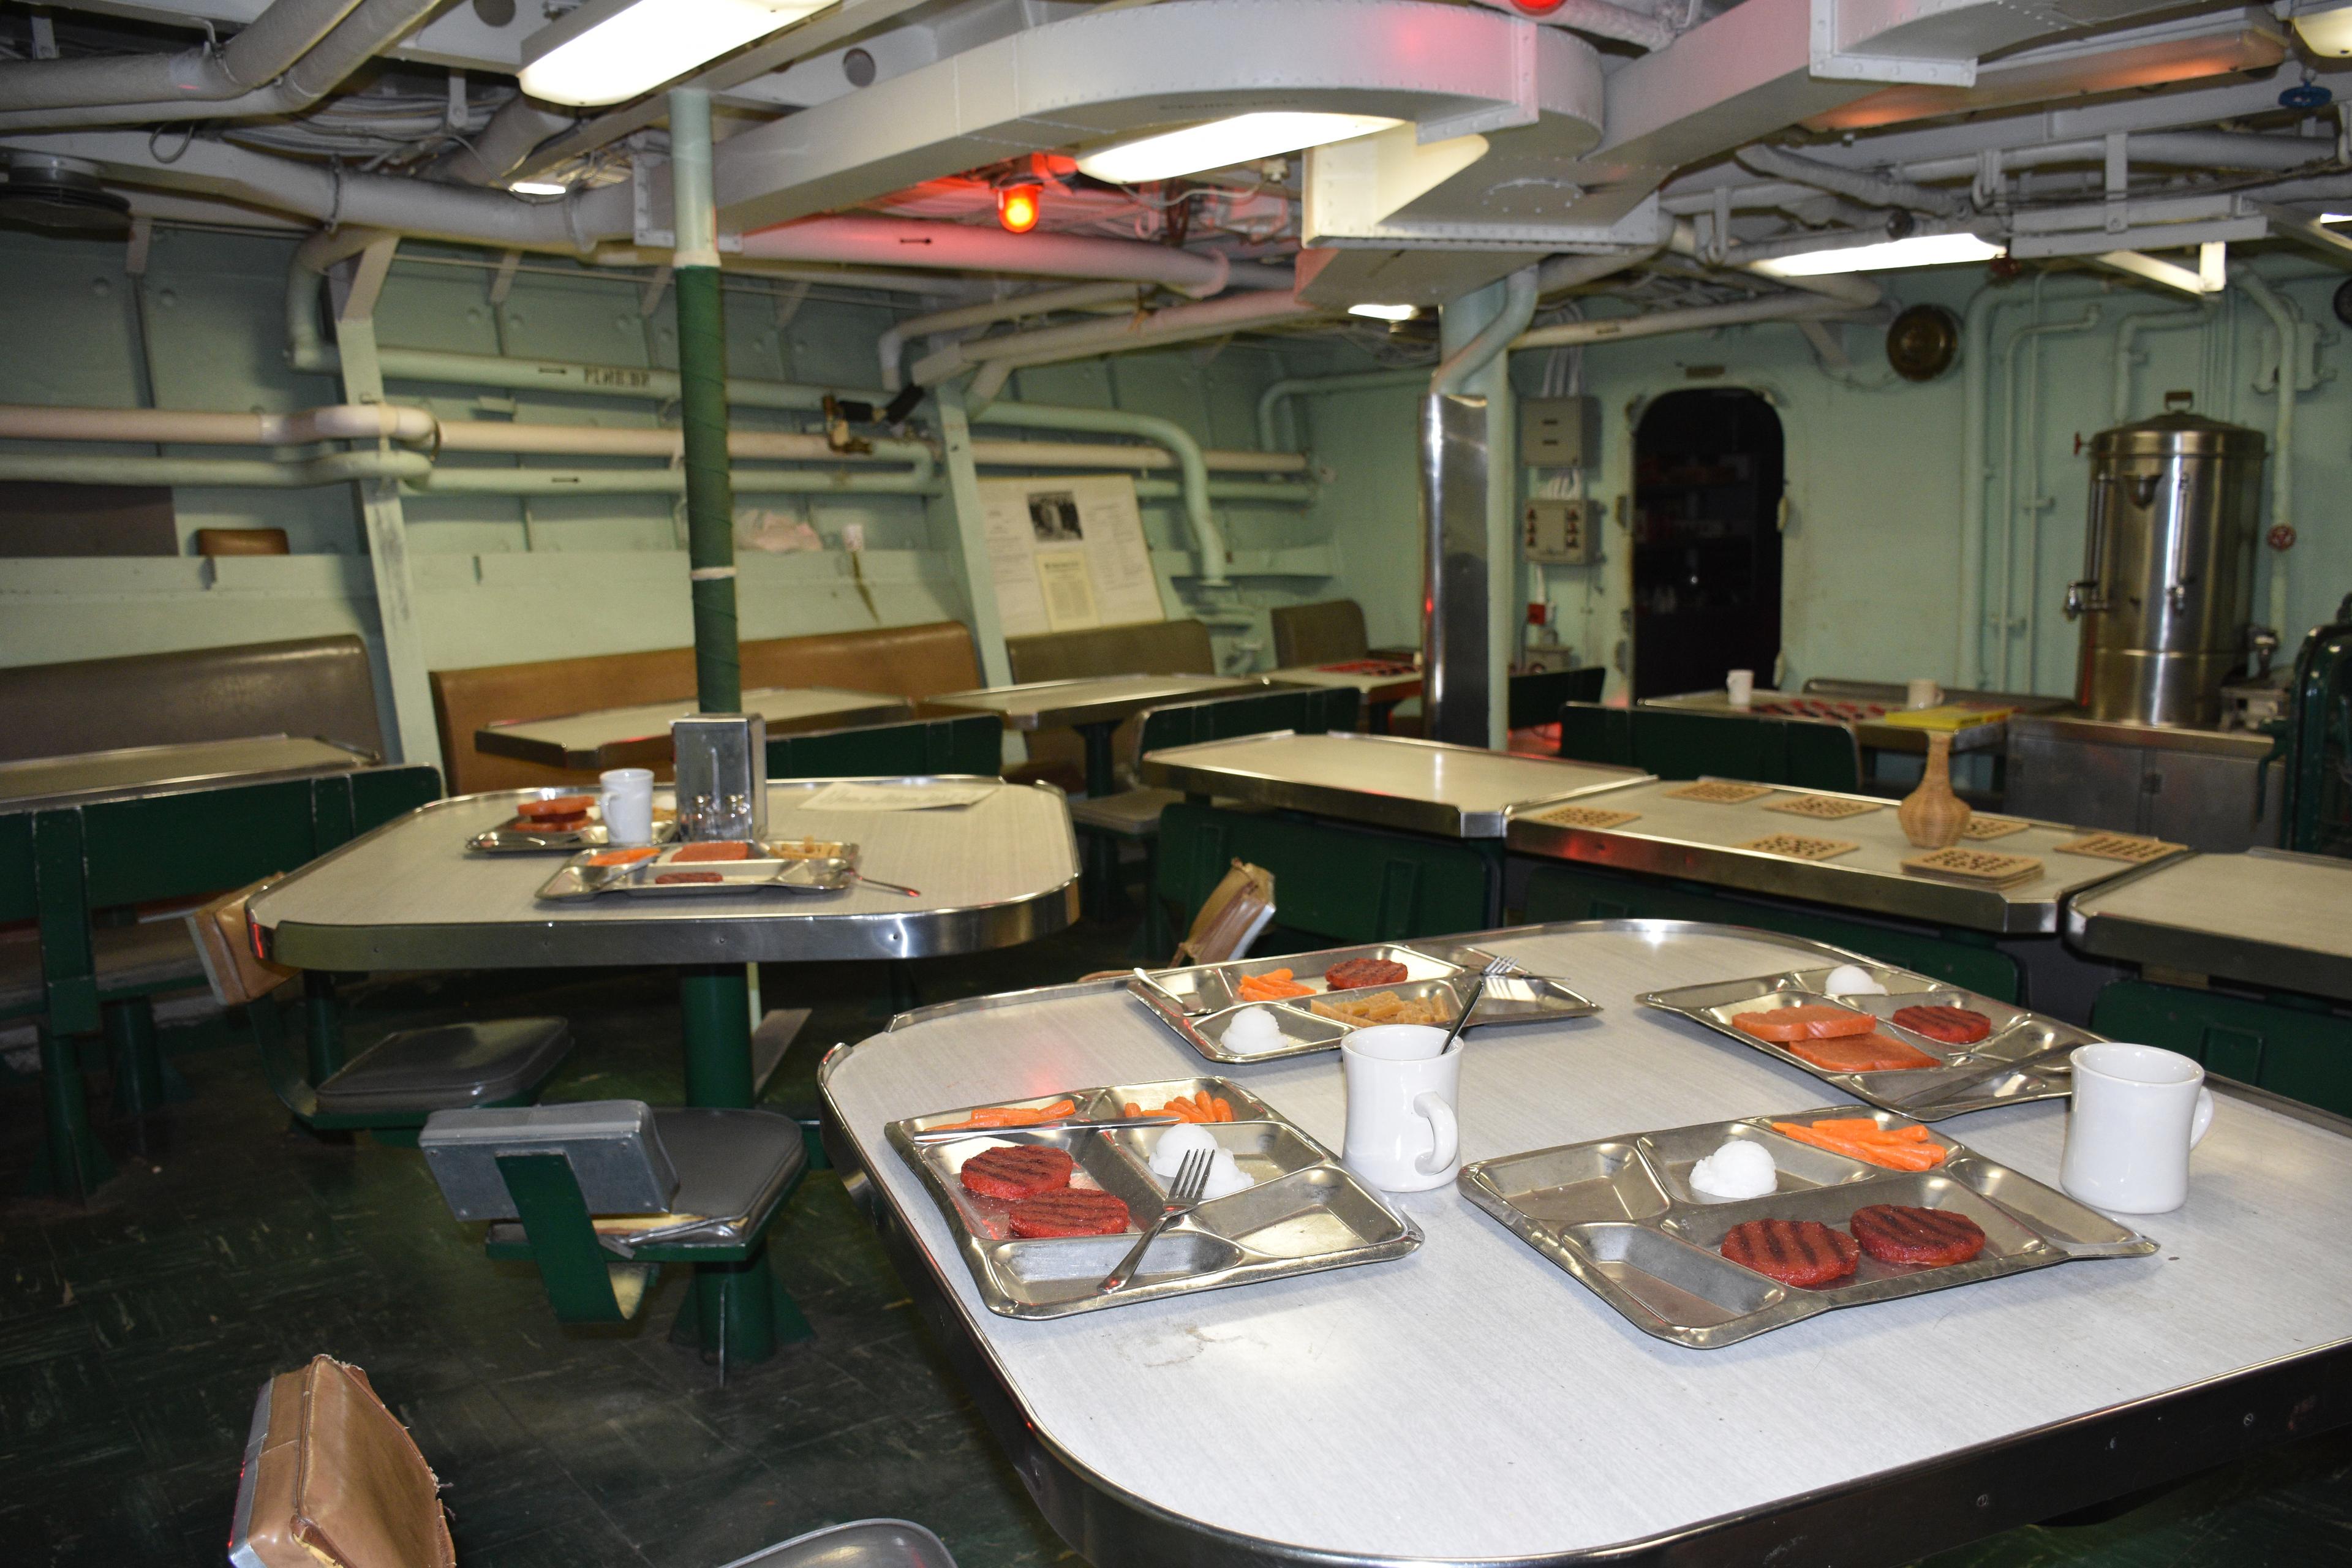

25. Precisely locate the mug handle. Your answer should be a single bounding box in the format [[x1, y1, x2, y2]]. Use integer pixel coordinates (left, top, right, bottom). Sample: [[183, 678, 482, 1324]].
[[1412, 1092, 1458, 1175], [2188, 1086, 2215, 1149]]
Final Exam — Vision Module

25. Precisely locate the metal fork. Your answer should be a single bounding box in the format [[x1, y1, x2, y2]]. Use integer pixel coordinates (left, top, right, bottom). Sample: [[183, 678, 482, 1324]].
[[1100, 1147, 1213, 1293], [1438, 956, 1515, 1052]]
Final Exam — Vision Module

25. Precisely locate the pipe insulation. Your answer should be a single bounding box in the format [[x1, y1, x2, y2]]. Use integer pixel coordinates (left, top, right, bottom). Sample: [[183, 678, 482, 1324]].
[[742, 217, 1233, 296], [971, 401, 1229, 586], [910, 290, 1327, 386], [671, 87, 739, 714], [1537, 244, 1668, 297], [0, 0, 363, 112], [878, 282, 1140, 391], [1957, 285, 2002, 687], [1256, 368, 1431, 451], [0, 402, 431, 445], [1735, 145, 1972, 217], [434, 99, 579, 187], [1433, 268, 1537, 394], [0, 0, 446, 131], [0, 451, 429, 487], [2233, 265, 2296, 638], [1510, 292, 1862, 350]]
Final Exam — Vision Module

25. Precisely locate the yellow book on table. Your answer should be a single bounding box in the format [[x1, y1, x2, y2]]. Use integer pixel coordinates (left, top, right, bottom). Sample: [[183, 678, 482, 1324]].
[[1877, 704, 2014, 731]]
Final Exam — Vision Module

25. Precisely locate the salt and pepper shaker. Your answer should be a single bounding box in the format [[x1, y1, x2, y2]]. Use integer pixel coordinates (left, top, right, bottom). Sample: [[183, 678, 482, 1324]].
[[672, 714, 767, 842]]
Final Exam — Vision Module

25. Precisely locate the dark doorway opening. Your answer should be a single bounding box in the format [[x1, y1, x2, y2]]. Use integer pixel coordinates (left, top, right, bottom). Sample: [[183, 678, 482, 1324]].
[[1630, 389, 1784, 699]]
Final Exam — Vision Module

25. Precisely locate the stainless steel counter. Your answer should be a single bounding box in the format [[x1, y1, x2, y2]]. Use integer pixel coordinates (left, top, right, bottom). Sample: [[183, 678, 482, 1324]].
[[821, 919, 2352, 1567], [1138, 731, 1648, 839], [927, 673, 1262, 732], [0, 734, 373, 813], [249, 779, 1079, 969], [1506, 778, 2173, 933], [2065, 848, 2352, 1002], [1645, 688, 2015, 755], [475, 686, 911, 771], [2005, 714, 2282, 852]]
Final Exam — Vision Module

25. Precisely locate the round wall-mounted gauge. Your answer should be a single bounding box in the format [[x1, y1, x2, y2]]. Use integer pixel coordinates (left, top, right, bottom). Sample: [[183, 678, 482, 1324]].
[[1885, 303, 1962, 382]]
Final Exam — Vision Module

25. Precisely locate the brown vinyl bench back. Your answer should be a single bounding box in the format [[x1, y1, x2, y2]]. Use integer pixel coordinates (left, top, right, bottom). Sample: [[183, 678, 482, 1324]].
[[0, 635, 386, 764], [1003, 620, 1219, 789], [429, 621, 984, 795]]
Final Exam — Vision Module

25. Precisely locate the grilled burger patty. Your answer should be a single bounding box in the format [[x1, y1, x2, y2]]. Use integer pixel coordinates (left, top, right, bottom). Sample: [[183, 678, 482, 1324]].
[[1719, 1218, 1860, 1287], [959, 1145, 1076, 1200], [1891, 1005, 1994, 1044], [1325, 957, 1410, 990], [1850, 1204, 1988, 1267], [1008, 1188, 1132, 1238]]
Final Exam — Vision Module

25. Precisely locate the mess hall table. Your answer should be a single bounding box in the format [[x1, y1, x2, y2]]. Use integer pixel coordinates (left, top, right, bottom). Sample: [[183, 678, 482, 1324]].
[[247, 777, 1079, 1360], [1506, 779, 2180, 1003], [821, 919, 2352, 1568], [474, 686, 911, 772], [1262, 660, 1422, 733], [926, 673, 1264, 797], [1643, 687, 2019, 758], [0, 735, 418, 1198]]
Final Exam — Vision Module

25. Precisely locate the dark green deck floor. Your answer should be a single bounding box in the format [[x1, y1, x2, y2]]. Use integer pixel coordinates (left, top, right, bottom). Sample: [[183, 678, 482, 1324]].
[[2, 919, 2346, 1568]]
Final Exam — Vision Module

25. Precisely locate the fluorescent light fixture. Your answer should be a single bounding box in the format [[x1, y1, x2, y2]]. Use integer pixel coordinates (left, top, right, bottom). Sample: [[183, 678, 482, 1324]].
[[519, 0, 836, 107], [1076, 112, 1401, 185], [1348, 302, 1419, 321], [2095, 241, 2227, 295], [509, 179, 569, 197], [2324, 213, 2352, 224], [2294, 2, 2352, 55], [1757, 232, 2003, 276]]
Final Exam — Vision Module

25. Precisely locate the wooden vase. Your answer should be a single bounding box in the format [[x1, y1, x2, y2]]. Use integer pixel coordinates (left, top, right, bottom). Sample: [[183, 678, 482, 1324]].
[[1898, 731, 1972, 848]]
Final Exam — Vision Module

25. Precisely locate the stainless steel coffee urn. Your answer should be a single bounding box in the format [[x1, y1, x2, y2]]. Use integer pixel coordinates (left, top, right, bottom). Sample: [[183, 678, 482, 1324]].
[[2064, 412, 2266, 728]]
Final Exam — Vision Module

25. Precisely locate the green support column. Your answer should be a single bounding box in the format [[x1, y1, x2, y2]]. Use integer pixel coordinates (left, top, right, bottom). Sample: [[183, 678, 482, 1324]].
[[105, 997, 166, 1118], [31, 1029, 111, 1199], [669, 87, 741, 715], [304, 970, 345, 1086], [679, 965, 755, 1109]]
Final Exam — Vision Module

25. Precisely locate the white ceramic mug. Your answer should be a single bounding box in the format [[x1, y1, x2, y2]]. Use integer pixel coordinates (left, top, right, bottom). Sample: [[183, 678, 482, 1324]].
[[599, 767, 656, 845], [1341, 1024, 1461, 1192], [2061, 1043, 2215, 1213], [1725, 669, 1755, 709], [1907, 677, 1943, 710]]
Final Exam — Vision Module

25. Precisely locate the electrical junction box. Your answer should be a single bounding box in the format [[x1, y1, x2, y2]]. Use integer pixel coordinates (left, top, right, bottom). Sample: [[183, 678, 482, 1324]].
[[1519, 396, 1600, 469], [1523, 499, 1597, 565]]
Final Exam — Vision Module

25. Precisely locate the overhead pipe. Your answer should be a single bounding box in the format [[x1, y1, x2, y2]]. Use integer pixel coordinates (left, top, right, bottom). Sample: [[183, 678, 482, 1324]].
[[0, 450, 428, 488], [0, 0, 363, 112], [968, 438, 1305, 475], [1433, 268, 1537, 394], [0, 0, 447, 131], [1957, 285, 2003, 688], [971, 401, 1229, 586], [1537, 244, 1668, 297], [1256, 368, 1430, 451], [2111, 302, 2211, 422], [1510, 292, 1861, 350], [1735, 145, 1971, 218], [743, 217, 1234, 297], [879, 282, 1140, 391], [911, 290, 1327, 387], [1466, 0, 1675, 50], [2233, 265, 2297, 638], [0, 401, 431, 445], [434, 99, 579, 187], [412, 466, 939, 497]]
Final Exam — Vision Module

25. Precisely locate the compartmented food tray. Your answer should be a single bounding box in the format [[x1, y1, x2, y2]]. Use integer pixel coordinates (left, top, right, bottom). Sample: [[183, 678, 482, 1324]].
[[1460, 1107, 2154, 1348], [1126, 941, 1600, 1065], [534, 839, 864, 900], [466, 787, 683, 853], [1638, 960, 2089, 1120], [887, 1077, 1420, 1318]]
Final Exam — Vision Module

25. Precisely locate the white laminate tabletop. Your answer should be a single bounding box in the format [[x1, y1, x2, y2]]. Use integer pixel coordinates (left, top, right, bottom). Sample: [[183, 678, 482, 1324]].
[[1138, 731, 1648, 837], [0, 734, 370, 812], [927, 674, 1261, 730], [823, 923, 2352, 1562], [475, 687, 911, 769], [248, 781, 1079, 969], [1266, 663, 1423, 703], [2065, 848, 2352, 1001]]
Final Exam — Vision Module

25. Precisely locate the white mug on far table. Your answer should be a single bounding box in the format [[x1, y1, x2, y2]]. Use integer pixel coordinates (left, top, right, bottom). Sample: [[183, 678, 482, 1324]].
[[2060, 1043, 2215, 1214], [1725, 669, 1755, 709], [599, 767, 656, 845], [1341, 1024, 1461, 1192]]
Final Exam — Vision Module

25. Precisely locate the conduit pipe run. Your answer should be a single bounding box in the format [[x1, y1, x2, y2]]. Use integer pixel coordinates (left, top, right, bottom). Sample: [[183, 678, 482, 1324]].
[[435, 100, 580, 187], [743, 218, 1234, 297], [0, 402, 432, 444], [914, 290, 1327, 389], [410, 466, 939, 497], [1735, 145, 1971, 218], [972, 401, 1229, 585], [2111, 303, 2211, 422], [2232, 265, 2297, 637], [1997, 303, 2102, 690], [0, 0, 362, 111], [0, 0, 448, 131], [879, 282, 1140, 392], [1957, 285, 2002, 687], [1433, 268, 1537, 394], [1256, 368, 1430, 451], [1511, 292, 1863, 350], [0, 451, 429, 488]]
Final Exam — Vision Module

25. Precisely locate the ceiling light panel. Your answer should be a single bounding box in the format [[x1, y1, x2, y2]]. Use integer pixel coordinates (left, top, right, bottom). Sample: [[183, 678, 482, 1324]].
[[521, 0, 837, 107], [1757, 233, 2003, 276], [1076, 113, 1401, 184]]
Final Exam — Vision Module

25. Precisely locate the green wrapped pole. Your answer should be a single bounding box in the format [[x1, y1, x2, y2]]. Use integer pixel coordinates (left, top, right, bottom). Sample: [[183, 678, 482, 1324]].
[[669, 88, 741, 713]]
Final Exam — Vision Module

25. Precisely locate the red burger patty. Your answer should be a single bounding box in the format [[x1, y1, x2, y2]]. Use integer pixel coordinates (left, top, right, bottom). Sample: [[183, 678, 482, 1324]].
[[1008, 1188, 1131, 1238], [1891, 1005, 1994, 1045], [1720, 1218, 1860, 1287], [1849, 1204, 1988, 1267], [1325, 957, 1409, 990], [653, 871, 724, 884], [958, 1145, 1076, 1200], [519, 796, 597, 820]]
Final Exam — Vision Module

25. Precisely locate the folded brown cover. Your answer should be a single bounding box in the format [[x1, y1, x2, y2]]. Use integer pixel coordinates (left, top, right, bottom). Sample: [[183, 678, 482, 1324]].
[[184, 878, 298, 1008], [243, 1357, 454, 1568]]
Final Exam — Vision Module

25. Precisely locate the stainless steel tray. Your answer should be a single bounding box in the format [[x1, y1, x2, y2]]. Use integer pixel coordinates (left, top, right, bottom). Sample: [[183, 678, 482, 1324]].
[[465, 786, 681, 853], [887, 1076, 1420, 1319], [1460, 1106, 2155, 1348], [1128, 940, 1601, 1065], [1638, 960, 2088, 1120], [535, 839, 864, 901]]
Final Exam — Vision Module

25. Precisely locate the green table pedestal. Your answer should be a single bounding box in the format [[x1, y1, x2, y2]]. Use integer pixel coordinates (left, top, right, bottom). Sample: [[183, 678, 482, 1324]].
[[29, 1029, 113, 1200], [674, 963, 813, 1365]]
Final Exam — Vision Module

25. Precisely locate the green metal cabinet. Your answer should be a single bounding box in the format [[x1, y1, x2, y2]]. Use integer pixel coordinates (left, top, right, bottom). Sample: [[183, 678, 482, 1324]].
[[766, 714, 1001, 780], [1156, 802, 1499, 948], [2092, 979, 2352, 1118]]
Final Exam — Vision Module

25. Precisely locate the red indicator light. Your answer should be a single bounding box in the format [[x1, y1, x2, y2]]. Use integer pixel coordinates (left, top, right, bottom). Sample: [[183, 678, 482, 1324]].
[[997, 184, 1041, 233]]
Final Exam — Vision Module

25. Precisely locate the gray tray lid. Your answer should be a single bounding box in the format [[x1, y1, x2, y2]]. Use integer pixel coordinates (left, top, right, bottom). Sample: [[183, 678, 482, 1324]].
[[420, 1098, 678, 1221], [312, 1017, 571, 1114]]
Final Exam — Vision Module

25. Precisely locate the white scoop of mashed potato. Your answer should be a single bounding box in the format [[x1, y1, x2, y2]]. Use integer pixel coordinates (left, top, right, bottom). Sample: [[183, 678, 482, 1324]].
[[1220, 1005, 1288, 1055], [1148, 1122, 1219, 1178], [1689, 1139, 1778, 1200], [1200, 1147, 1251, 1200], [1824, 963, 1888, 996]]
